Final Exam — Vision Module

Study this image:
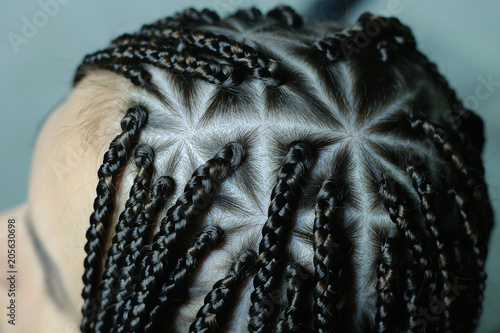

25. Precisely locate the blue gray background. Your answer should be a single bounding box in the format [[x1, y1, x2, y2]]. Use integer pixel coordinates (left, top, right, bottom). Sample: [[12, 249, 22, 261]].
[[1, 0, 499, 331]]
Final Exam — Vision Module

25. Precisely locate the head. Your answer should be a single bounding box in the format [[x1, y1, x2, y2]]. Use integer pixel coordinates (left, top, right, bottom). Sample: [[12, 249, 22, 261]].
[[20, 6, 493, 333]]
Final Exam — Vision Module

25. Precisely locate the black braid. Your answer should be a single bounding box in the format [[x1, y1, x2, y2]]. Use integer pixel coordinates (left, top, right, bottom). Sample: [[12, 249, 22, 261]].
[[379, 178, 430, 332], [147, 175, 177, 212], [121, 142, 245, 332], [312, 177, 350, 332], [74, 61, 152, 87], [189, 250, 257, 333], [409, 117, 493, 239], [409, 116, 492, 331], [80, 105, 147, 332], [172, 7, 220, 26], [313, 13, 415, 63], [75, 7, 287, 88], [404, 162, 452, 331], [186, 30, 283, 86], [248, 141, 315, 333], [266, 6, 303, 28], [235, 8, 262, 22], [107, 8, 219, 50], [374, 237, 401, 333], [139, 7, 220, 35], [79, 43, 239, 87], [448, 188, 486, 332], [103, 175, 175, 332], [146, 226, 226, 333], [94, 144, 155, 332], [106, 29, 283, 87], [412, 48, 485, 153], [274, 263, 311, 333]]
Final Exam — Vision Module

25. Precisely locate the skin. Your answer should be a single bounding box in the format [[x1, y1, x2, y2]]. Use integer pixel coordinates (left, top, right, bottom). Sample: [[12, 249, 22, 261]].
[[0, 71, 134, 333], [0, 68, 274, 332]]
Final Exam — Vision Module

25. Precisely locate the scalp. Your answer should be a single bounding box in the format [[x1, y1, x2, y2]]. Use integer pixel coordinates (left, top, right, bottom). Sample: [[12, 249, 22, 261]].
[[73, 7, 492, 333]]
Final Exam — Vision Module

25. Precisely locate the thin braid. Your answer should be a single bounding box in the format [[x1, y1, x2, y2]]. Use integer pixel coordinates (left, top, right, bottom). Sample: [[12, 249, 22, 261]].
[[185, 30, 283, 86], [312, 177, 350, 333], [107, 8, 219, 49], [74, 61, 152, 87], [80, 105, 148, 332], [189, 250, 257, 333], [405, 162, 452, 331], [110, 64, 152, 87], [121, 142, 245, 332], [374, 237, 400, 333], [147, 175, 177, 214], [412, 48, 485, 153], [94, 144, 155, 333], [75, 6, 291, 88], [139, 7, 220, 35], [167, 7, 220, 26], [379, 178, 429, 332], [97, 26, 284, 87], [146, 226, 226, 333], [409, 116, 486, 331], [114, 26, 280, 79], [266, 6, 303, 27], [448, 188, 486, 332], [248, 141, 315, 333], [274, 263, 311, 333], [409, 117, 493, 238], [104, 175, 175, 332], [313, 13, 415, 62], [409, 117, 490, 330], [235, 7, 262, 22], [80, 43, 238, 87]]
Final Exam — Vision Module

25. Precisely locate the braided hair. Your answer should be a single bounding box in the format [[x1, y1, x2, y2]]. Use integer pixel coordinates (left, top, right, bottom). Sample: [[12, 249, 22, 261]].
[[74, 6, 493, 333]]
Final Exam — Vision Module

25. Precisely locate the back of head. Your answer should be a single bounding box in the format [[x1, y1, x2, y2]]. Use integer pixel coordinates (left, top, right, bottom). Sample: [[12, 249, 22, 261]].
[[73, 6, 493, 332]]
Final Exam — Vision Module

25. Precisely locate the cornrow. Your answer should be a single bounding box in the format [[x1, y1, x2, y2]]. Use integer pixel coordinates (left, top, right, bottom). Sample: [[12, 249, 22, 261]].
[[100, 175, 175, 332], [121, 142, 245, 332], [189, 250, 257, 333], [312, 177, 350, 332], [80, 105, 147, 332], [93, 144, 155, 332], [374, 237, 401, 333], [248, 141, 315, 333], [146, 226, 226, 333], [274, 264, 311, 333]]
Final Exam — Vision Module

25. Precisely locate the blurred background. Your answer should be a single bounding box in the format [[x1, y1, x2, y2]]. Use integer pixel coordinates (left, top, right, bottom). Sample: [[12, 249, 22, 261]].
[[1, 0, 498, 331]]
